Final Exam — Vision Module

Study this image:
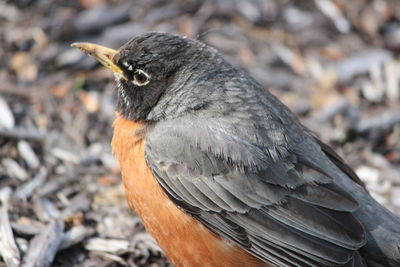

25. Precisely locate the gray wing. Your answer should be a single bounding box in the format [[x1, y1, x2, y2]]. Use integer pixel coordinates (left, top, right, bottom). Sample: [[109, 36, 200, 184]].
[[145, 116, 366, 267]]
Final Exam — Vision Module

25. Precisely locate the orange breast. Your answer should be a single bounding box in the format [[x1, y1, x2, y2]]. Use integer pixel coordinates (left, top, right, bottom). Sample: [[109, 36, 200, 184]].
[[111, 113, 268, 267]]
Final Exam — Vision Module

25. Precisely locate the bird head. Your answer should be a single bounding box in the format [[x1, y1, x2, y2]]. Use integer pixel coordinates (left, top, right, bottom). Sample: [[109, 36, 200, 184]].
[[72, 33, 230, 122]]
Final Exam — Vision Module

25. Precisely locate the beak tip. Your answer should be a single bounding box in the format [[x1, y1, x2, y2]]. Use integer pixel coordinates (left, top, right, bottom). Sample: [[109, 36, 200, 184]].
[[71, 42, 85, 51], [69, 42, 123, 76]]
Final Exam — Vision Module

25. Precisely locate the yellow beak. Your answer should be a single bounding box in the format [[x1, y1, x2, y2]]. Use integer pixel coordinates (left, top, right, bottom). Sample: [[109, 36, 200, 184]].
[[71, 42, 127, 79]]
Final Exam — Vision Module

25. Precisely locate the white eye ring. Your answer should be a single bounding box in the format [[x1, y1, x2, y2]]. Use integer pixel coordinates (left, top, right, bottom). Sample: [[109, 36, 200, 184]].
[[132, 69, 150, 86]]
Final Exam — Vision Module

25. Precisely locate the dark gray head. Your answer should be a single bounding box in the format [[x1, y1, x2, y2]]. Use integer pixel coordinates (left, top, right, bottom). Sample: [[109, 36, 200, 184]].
[[112, 32, 236, 122]]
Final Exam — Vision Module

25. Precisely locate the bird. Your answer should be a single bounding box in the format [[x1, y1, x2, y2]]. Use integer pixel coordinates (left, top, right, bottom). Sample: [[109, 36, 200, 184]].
[[72, 32, 400, 267]]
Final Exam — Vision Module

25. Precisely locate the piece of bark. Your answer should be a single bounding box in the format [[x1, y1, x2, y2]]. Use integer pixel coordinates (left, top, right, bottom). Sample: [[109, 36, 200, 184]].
[[59, 225, 95, 250], [32, 196, 60, 222], [21, 220, 64, 267], [84, 238, 130, 255], [11, 218, 45, 236], [0, 127, 45, 141], [356, 111, 400, 134], [14, 167, 48, 200], [2, 158, 28, 181], [0, 202, 21, 267], [0, 97, 15, 129], [17, 141, 40, 170]]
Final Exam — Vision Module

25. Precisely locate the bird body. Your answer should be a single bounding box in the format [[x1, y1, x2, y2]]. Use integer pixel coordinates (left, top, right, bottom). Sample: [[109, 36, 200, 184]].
[[73, 33, 400, 267]]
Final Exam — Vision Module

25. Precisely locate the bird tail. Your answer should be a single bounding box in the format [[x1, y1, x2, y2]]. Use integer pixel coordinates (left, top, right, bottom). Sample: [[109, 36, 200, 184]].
[[338, 180, 400, 267], [343, 251, 367, 267], [357, 203, 400, 267], [316, 137, 400, 266]]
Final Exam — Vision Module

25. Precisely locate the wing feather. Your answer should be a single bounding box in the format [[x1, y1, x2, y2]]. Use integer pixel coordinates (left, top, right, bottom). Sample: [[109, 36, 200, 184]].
[[145, 117, 366, 266]]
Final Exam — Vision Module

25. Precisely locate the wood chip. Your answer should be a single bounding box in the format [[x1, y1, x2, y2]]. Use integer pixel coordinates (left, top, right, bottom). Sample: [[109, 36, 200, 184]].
[[79, 91, 100, 113], [314, 0, 350, 33], [11, 217, 45, 236], [22, 220, 64, 267], [32, 196, 60, 222], [9, 52, 38, 82], [59, 225, 95, 250], [85, 238, 130, 254], [17, 141, 40, 170], [0, 126, 45, 141], [51, 147, 80, 164], [356, 111, 400, 134], [2, 158, 28, 181], [333, 49, 392, 82], [0, 97, 15, 129], [384, 60, 400, 101], [14, 167, 48, 199], [0, 187, 12, 204], [0, 202, 21, 267]]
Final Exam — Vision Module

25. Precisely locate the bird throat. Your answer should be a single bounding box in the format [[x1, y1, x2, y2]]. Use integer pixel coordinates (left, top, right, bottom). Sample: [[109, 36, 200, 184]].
[[115, 79, 151, 122]]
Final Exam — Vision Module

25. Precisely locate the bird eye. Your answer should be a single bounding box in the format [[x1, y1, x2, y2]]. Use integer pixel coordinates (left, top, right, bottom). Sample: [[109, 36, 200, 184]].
[[132, 69, 150, 86]]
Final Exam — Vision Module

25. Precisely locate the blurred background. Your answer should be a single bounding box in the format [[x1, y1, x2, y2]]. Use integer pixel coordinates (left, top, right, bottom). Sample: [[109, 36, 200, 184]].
[[0, 0, 400, 266]]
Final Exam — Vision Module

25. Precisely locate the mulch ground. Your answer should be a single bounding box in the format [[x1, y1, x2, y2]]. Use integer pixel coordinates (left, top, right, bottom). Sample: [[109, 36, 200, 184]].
[[1, 0, 400, 266]]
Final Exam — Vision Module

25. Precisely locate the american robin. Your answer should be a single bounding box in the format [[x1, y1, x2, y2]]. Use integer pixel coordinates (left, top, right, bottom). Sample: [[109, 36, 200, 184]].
[[72, 33, 400, 267]]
